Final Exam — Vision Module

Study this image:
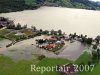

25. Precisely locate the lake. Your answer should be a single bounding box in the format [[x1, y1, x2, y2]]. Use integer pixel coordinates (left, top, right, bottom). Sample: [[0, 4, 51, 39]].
[[0, 6, 100, 38]]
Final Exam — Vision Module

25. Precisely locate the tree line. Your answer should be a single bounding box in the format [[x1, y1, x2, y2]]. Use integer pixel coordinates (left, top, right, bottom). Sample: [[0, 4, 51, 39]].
[[0, 0, 100, 13]]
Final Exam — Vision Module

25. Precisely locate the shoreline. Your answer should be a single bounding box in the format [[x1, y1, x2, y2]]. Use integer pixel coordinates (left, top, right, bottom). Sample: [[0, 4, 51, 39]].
[[0, 6, 100, 14]]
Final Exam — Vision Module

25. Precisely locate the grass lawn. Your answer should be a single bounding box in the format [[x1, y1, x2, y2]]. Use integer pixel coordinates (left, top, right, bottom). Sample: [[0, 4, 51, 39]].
[[0, 55, 70, 75], [0, 49, 100, 75], [0, 29, 10, 35], [0, 29, 11, 39], [0, 55, 14, 75], [0, 37, 4, 41], [33, 58, 71, 75], [0, 29, 18, 40], [75, 51, 100, 75], [75, 51, 92, 64], [21, 29, 36, 37], [0, 55, 38, 75], [6, 32, 17, 40], [52, 44, 64, 52], [77, 63, 100, 75]]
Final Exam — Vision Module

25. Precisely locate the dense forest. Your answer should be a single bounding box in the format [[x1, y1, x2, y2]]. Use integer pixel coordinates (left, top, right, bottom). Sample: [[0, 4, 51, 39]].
[[0, 0, 100, 13]]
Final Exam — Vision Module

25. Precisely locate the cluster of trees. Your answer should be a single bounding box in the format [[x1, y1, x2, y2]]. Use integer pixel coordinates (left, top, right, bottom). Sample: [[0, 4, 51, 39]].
[[91, 36, 100, 63], [71, 0, 100, 10], [0, 0, 100, 13], [50, 29, 62, 35], [81, 37, 93, 45], [0, 0, 26, 13], [34, 29, 63, 36], [0, 0, 40, 13], [27, 0, 100, 10], [0, 17, 28, 30], [68, 33, 93, 45], [6, 23, 27, 30], [38, 55, 46, 60], [92, 47, 100, 63], [68, 33, 100, 46], [0, 17, 11, 28]]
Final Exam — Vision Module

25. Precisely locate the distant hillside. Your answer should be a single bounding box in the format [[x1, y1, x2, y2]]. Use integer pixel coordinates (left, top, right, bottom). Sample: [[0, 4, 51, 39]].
[[0, 0, 100, 13], [0, 0, 39, 13], [25, 0, 100, 9]]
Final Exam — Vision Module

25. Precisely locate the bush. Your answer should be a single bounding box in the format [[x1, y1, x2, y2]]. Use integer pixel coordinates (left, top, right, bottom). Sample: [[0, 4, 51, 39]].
[[38, 55, 46, 60]]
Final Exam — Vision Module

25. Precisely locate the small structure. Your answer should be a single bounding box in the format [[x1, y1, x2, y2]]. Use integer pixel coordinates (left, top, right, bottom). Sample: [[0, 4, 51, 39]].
[[46, 44, 56, 50], [35, 35, 65, 51], [59, 64, 75, 75], [56, 41, 61, 44], [15, 32, 26, 36]]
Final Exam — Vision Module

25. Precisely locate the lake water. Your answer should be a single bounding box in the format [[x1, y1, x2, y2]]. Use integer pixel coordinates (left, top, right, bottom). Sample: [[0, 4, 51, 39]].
[[0, 6, 100, 38]]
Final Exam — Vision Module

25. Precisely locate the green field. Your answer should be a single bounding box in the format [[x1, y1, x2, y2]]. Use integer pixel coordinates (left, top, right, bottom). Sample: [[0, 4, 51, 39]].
[[0, 50, 100, 75], [0, 55, 71, 75], [0, 37, 4, 41], [76, 52, 100, 75], [25, 0, 36, 5], [75, 51, 92, 64]]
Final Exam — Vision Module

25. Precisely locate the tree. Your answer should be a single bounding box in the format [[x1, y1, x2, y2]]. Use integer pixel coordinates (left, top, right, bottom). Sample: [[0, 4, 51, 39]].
[[0, 0, 26, 13], [86, 38, 93, 45], [81, 37, 86, 43], [31, 26, 37, 32], [7, 24, 15, 29], [80, 34, 83, 38], [0, 17, 8, 21], [58, 29, 62, 35], [92, 50, 98, 63], [91, 7, 96, 10], [95, 36, 100, 44], [93, 44, 97, 50], [71, 32, 77, 39], [0, 0, 100, 13], [85, 35, 87, 38], [97, 48, 100, 59], [40, 29, 43, 32], [0, 25, 3, 28], [54, 31, 58, 35], [43, 30, 49, 35], [96, 36, 100, 40], [16, 23, 22, 30], [23, 24, 27, 29], [88, 61, 92, 66], [51, 29, 55, 35], [38, 0, 45, 3], [38, 55, 46, 60]]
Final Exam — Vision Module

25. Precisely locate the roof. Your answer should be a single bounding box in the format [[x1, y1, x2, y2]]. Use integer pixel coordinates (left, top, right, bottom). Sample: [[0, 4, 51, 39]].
[[46, 44, 56, 48], [15, 32, 25, 36], [60, 64, 75, 74]]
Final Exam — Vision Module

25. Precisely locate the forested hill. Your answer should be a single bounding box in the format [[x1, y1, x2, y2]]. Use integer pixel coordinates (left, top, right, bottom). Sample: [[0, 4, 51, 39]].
[[0, 0, 100, 13]]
